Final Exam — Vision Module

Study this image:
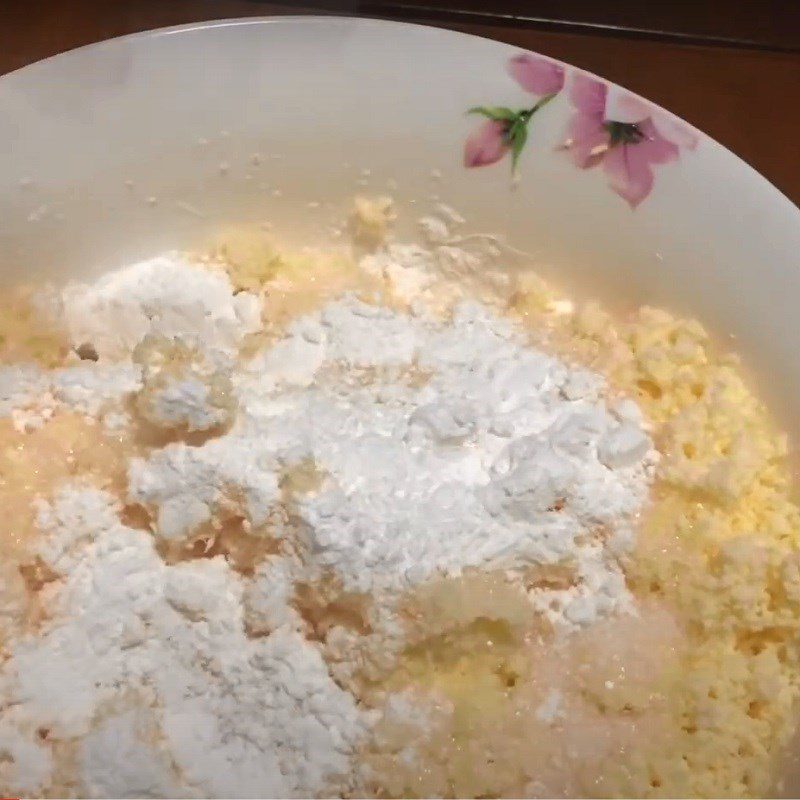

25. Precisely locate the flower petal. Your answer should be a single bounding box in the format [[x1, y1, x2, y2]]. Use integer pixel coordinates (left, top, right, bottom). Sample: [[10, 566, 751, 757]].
[[602, 143, 655, 208], [651, 110, 700, 151], [507, 54, 565, 96], [464, 119, 509, 168], [603, 119, 680, 206], [569, 73, 607, 115], [562, 111, 609, 169], [636, 118, 680, 165], [604, 88, 651, 124], [606, 88, 699, 151]]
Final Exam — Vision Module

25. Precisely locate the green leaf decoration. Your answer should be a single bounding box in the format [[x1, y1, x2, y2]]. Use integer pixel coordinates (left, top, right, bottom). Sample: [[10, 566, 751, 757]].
[[508, 120, 529, 174], [467, 106, 519, 122]]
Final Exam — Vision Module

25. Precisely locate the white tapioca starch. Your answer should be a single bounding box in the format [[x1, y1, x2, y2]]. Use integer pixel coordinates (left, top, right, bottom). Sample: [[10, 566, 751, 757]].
[[132, 289, 656, 620], [0, 239, 657, 797]]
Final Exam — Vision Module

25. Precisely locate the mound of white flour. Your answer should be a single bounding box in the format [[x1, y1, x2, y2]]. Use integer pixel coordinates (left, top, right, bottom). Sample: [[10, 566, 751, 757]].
[[0, 248, 657, 797], [0, 487, 368, 798], [131, 293, 656, 623]]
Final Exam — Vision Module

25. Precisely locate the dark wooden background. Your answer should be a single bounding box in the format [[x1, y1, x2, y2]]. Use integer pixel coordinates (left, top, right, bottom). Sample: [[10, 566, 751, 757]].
[[1, 0, 799, 204]]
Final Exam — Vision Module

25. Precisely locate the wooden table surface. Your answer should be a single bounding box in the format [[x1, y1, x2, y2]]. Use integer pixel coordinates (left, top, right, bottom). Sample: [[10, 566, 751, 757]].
[[2, 0, 799, 205]]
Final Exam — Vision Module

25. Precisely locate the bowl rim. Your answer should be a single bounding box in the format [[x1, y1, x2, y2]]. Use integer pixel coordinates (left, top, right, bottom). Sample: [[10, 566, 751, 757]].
[[3, 14, 798, 219]]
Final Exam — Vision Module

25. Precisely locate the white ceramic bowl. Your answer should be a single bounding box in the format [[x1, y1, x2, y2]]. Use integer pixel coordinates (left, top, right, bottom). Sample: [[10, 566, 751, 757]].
[[1, 16, 798, 431]]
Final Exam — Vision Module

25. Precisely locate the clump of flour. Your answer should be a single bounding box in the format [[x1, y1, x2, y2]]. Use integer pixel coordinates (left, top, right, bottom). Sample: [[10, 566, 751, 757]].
[[133, 334, 236, 433], [57, 254, 261, 360], [0, 487, 370, 798], [0, 253, 260, 432], [0, 361, 141, 431]]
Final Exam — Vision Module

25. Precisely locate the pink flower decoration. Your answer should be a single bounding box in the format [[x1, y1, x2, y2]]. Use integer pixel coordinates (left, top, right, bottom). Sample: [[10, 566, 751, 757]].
[[507, 54, 565, 96], [464, 54, 566, 174], [464, 119, 510, 168], [605, 90, 699, 151], [562, 73, 699, 207]]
